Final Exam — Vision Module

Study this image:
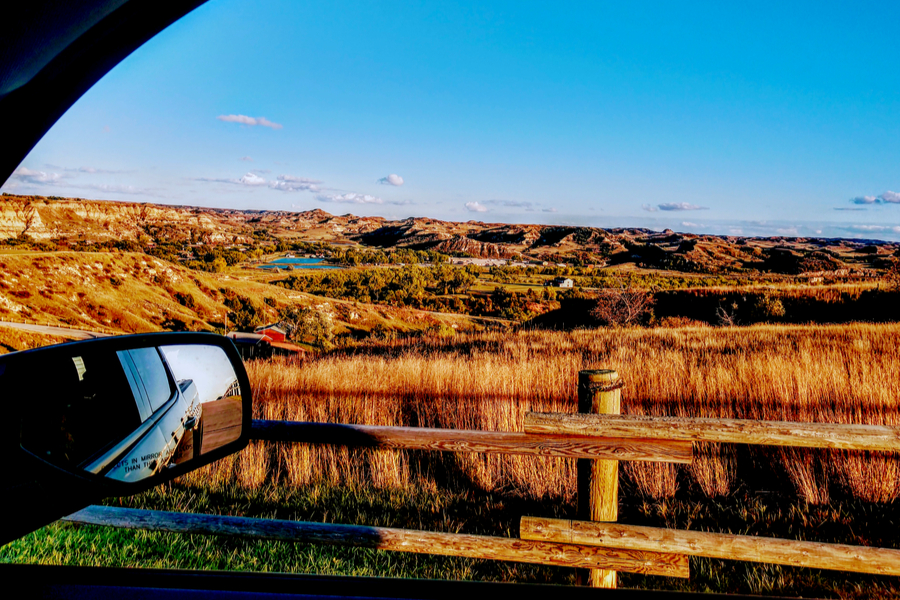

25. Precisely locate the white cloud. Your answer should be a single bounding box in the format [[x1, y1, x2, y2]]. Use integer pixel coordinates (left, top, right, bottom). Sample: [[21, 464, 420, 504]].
[[378, 174, 404, 186], [658, 202, 708, 211], [44, 164, 130, 175], [79, 183, 152, 195], [776, 227, 800, 236], [196, 172, 325, 193], [239, 173, 267, 186], [645, 202, 708, 211], [850, 192, 900, 205], [318, 192, 383, 204], [76, 166, 128, 174], [542, 207, 557, 213], [270, 175, 322, 192], [485, 199, 534, 209], [216, 114, 283, 130], [195, 176, 233, 184], [728, 228, 743, 235], [6, 167, 158, 197], [195, 172, 267, 186], [465, 202, 488, 213], [240, 156, 253, 162], [10, 167, 63, 184], [681, 221, 699, 227], [846, 224, 900, 233]]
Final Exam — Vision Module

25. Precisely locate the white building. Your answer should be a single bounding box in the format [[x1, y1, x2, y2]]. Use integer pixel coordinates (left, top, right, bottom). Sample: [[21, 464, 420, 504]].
[[546, 277, 574, 288]]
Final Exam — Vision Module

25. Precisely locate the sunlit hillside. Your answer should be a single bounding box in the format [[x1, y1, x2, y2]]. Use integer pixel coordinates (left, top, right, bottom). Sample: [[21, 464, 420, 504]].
[[0, 251, 474, 335]]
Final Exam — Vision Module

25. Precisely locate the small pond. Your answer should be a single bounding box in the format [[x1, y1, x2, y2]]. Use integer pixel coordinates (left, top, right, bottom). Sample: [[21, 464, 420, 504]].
[[257, 257, 343, 270]]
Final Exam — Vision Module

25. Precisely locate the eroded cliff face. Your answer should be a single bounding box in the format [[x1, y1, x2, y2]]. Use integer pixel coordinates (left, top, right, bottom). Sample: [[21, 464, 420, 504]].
[[0, 196, 244, 243], [0, 195, 386, 243], [432, 236, 515, 259]]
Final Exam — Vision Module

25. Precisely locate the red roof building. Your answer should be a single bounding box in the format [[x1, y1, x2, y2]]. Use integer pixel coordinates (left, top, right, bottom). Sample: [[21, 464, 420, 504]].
[[253, 324, 287, 343]]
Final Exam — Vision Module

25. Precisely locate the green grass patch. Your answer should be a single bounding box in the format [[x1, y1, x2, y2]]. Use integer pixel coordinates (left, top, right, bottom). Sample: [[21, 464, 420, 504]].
[[3, 481, 900, 597]]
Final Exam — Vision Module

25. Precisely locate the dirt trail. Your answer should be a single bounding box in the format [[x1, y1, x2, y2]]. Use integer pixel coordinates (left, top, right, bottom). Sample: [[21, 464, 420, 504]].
[[0, 321, 109, 339]]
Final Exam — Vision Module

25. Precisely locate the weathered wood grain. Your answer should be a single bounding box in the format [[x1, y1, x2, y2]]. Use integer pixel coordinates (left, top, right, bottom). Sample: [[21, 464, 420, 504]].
[[577, 369, 621, 588], [521, 516, 900, 576], [200, 397, 243, 454], [524, 412, 900, 452], [62, 506, 689, 578], [250, 420, 692, 463]]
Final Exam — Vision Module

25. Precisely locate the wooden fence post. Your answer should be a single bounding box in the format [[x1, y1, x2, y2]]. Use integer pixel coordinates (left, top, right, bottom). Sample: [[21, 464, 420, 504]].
[[577, 369, 622, 588]]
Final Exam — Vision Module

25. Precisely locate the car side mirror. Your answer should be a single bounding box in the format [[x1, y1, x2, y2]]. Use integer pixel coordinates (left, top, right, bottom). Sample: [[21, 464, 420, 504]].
[[0, 333, 251, 543]]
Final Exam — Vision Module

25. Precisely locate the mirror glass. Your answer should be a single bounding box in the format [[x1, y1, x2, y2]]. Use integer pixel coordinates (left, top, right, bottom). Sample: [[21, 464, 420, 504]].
[[12, 343, 243, 482]]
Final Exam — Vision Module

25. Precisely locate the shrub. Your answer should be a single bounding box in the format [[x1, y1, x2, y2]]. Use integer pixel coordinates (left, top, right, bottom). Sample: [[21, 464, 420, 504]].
[[590, 287, 655, 327], [174, 291, 197, 309], [224, 293, 266, 330], [280, 305, 334, 348], [716, 301, 740, 326], [427, 323, 457, 337], [752, 293, 786, 322], [295, 309, 334, 348]]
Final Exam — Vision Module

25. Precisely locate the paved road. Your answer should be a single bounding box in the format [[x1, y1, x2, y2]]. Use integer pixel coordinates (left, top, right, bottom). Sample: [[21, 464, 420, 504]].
[[0, 321, 110, 339]]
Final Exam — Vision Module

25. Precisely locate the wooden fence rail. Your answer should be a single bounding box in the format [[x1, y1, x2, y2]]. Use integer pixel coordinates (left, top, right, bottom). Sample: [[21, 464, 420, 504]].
[[520, 517, 900, 577], [249, 420, 692, 463], [523, 412, 900, 452], [60, 368, 900, 591], [62, 506, 689, 578]]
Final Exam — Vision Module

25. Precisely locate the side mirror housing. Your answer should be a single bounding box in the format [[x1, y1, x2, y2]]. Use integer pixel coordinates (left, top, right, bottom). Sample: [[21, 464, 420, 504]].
[[0, 332, 252, 544]]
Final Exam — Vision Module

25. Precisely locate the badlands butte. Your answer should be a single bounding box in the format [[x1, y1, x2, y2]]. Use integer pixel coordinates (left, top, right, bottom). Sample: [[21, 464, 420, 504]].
[[2, 193, 899, 273], [1, 192, 899, 340]]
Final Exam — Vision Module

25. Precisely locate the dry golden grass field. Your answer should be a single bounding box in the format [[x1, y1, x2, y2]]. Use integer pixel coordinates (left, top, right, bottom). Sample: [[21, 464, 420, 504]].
[[192, 323, 900, 506]]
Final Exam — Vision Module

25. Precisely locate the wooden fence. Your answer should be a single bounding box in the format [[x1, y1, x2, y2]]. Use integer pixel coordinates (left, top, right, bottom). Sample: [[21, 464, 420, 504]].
[[62, 368, 900, 590]]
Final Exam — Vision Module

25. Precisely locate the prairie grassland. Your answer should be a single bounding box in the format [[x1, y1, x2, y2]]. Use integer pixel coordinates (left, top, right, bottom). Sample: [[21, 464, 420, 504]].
[[189, 323, 900, 505]]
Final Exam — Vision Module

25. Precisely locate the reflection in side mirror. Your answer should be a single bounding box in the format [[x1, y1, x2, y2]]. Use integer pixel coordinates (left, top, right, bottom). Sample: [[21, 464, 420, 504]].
[[3, 334, 249, 487], [81, 345, 243, 482]]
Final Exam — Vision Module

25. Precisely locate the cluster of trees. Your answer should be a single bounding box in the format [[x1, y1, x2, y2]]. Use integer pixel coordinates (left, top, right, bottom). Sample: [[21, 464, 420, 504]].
[[0, 234, 148, 253], [219, 290, 336, 349], [278, 305, 334, 348], [279, 265, 477, 308], [276, 264, 555, 320], [584, 272, 755, 290], [273, 240, 332, 255], [144, 243, 259, 273], [330, 247, 449, 266], [187, 248, 261, 273], [482, 286, 557, 320], [0, 233, 63, 252], [222, 291, 269, 330]]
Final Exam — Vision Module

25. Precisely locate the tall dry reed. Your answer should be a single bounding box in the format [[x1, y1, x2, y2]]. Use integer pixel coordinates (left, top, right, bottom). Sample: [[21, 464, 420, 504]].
[[194, 323, 900, 504]]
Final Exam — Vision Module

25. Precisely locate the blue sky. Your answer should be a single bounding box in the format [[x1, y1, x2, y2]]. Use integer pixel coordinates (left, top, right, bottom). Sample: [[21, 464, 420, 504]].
[[3, 0, 900, 240]]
